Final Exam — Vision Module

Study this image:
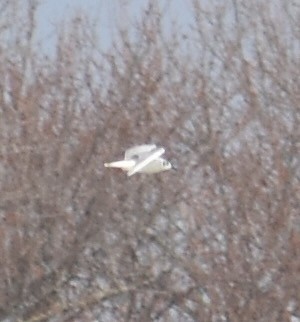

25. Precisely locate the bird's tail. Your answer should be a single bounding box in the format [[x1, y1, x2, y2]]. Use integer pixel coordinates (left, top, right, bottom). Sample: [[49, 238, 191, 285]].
[[104, 160, 135, 171]]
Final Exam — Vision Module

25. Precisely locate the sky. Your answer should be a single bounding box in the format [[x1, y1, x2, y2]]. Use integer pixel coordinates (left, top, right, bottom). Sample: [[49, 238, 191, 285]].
[[36, 0, 193, 54]]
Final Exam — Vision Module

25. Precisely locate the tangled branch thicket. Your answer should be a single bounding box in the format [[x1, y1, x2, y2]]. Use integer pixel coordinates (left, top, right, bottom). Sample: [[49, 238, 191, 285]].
[[0, 0, 299, 321]]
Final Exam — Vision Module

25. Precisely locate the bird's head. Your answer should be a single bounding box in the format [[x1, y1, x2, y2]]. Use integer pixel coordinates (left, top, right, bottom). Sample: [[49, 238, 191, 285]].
[[161, 159, 173, 171]]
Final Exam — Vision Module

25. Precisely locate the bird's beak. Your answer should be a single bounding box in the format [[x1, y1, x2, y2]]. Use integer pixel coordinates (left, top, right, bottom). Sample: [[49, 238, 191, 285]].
[[172, 164, 178, 171]]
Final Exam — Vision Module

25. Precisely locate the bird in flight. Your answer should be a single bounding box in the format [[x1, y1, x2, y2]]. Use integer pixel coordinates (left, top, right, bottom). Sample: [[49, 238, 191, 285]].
[[104, 144, 173, 176]]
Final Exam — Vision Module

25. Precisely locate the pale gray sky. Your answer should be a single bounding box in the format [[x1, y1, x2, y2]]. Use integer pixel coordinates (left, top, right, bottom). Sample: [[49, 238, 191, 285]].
[[37, 0, 193, 53]]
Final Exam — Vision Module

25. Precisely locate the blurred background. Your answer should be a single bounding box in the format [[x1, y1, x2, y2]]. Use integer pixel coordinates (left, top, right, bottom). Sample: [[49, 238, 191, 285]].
[[0, 0, 299, 321]]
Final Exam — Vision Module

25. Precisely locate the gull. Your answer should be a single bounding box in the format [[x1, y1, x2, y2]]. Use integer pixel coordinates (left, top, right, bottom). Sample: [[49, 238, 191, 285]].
[[104, 144, 173, 176]]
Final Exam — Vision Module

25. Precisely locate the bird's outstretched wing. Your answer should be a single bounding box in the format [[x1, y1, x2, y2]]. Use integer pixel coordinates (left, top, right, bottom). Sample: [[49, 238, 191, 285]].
[[124, 144, 157, 160], [127, 147, 165, 177]]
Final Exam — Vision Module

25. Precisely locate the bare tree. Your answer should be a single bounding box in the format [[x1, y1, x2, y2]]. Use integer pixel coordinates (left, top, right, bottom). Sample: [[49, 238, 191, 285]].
[[0, 0, 299, 321]]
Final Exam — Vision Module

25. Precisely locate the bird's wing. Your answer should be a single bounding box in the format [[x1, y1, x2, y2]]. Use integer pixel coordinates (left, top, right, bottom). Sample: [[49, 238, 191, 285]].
[[124, 144, 157, 160], [127, 147, 165, 176]]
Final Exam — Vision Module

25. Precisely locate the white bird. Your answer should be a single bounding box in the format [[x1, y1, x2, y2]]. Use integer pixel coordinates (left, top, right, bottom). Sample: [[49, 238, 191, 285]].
[[104, 144, 173, 176]]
